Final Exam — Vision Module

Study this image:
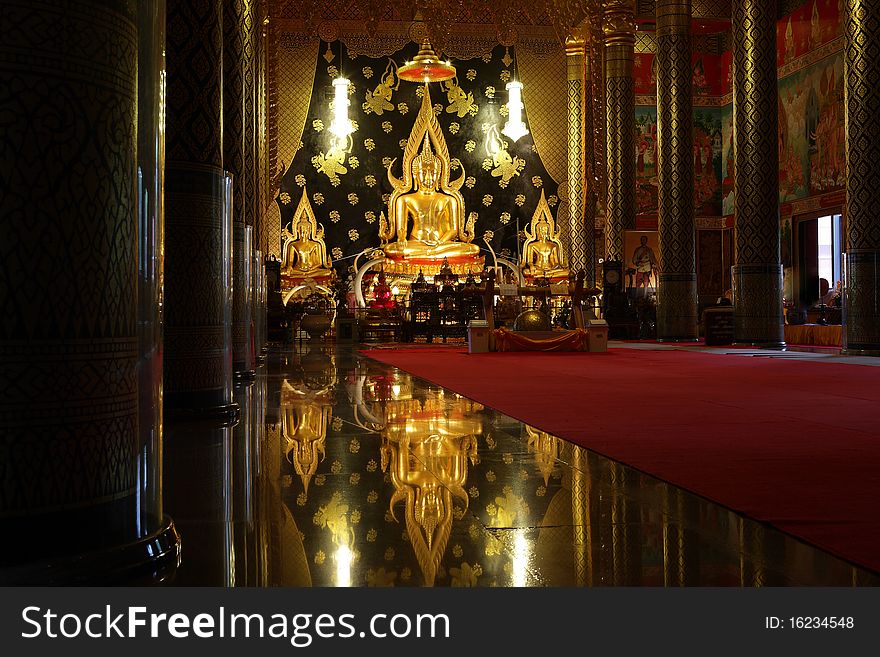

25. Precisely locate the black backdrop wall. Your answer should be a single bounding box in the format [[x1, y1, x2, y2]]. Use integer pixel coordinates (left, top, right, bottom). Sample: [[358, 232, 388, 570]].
[[278, 41, 561, 275]]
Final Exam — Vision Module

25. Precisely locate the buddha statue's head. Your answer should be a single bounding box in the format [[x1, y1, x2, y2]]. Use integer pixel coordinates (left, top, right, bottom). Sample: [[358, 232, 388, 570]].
[[295, 216, 311, 239], [536, 219, 551, 241], [412, 135, 441, 191]]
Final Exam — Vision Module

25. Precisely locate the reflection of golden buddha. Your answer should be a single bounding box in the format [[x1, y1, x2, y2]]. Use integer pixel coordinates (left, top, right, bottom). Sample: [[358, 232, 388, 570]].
[[280, 352, 336, 495], [525, 425, 560, 487], [381, 85, 478, 263], [281, 402, 329, 495], [520, 190, 569, 281], [281, 188, 333, 279], [381, 386, 481, 586]]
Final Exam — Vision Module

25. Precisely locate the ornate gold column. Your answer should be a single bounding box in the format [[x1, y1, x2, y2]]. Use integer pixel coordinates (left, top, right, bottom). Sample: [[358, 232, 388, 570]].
[[165, 0, 238, 416], [566, 34, 589, 276], [844, 1, 880, 355], [225, 0, 255, 379], [656, 0, 698, 340], [732, 0, 785, 347], [604, 1, 636, 262], [0, 0, 178, 580]]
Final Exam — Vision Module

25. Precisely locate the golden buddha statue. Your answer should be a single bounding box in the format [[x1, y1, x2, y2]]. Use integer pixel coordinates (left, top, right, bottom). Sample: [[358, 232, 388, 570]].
[[281, 188, 333, 280], [380, 383, 481, 586], [520, 190, 569, 281], [381, 85, 479, 264]]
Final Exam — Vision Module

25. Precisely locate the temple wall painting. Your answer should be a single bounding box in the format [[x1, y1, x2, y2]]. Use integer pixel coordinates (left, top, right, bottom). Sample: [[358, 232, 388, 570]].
[[777, 50, 844, 205], [275, 41, 559, 275], [634, 106, 724, 219]]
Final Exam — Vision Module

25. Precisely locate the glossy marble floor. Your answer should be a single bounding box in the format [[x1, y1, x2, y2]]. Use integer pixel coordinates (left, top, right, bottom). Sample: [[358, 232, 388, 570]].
[[163, 345, 879, 587]]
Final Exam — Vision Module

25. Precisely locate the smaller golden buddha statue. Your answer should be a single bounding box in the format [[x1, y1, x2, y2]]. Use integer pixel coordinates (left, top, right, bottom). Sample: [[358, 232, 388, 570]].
[[520, 190, 569, 282], [381, 85, 479, 264], [281, 188, 333, 280]]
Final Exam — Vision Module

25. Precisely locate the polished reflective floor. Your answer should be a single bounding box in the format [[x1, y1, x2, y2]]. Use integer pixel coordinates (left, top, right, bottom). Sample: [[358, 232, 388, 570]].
[[163, 346, 879, 586]]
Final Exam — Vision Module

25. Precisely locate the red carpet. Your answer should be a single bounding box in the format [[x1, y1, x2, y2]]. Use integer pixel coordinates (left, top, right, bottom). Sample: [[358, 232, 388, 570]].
[[361, 347, 880, 573]]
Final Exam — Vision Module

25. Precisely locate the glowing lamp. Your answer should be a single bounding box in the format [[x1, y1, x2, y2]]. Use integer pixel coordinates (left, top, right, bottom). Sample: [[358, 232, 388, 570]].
[[330, 77, 352, 137], [502, 80, 529, 141]]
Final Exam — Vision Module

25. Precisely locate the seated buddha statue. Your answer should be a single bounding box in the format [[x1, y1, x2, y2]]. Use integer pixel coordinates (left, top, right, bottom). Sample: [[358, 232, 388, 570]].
[[520, 190, 569, 281], [381, 86, 479, 263], [281, 188, 333, 280]]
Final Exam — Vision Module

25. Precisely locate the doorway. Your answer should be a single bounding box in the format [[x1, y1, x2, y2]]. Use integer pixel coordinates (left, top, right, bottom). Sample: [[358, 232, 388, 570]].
[[795, 212, 842, 309]]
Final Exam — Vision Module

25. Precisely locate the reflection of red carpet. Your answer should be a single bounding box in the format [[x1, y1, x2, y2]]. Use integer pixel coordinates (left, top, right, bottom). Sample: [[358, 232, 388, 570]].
[[362, 348, 880, 573]]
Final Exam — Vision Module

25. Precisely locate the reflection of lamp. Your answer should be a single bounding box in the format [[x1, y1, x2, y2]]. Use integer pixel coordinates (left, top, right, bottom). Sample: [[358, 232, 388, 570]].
[[502, 79, 529, 141], [398, 37, 456, 83], [330, 76, 352, 137]]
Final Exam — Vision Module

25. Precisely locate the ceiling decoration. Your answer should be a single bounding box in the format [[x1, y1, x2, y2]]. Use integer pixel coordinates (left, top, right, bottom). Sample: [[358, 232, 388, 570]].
[[271, 1, 604, 49]]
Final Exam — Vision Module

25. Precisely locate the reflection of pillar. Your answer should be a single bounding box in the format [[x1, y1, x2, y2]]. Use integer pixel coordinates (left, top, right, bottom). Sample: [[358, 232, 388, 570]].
[[662, 488, 700, 586], [570, 447, 593, 586], [604, 1, 636, 262], [732, 0, 785, 347], [165, 419, 235, 585], [0, 0, 177, 580], [843, 1, 880, 355], [656, 0, 698, 340], [566, 34, 588, 276], [165, 0, 238, 416], [225, 0, 255, 379]]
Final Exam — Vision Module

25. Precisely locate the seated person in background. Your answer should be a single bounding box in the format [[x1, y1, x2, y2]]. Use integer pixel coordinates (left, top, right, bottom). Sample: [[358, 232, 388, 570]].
[[822, 279, 842, 307], [716, 289, 733, 306]]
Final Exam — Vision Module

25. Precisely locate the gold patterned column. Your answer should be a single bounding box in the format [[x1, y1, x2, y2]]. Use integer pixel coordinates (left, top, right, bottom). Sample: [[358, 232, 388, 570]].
[[732, 0, 785, 347], [165, 0, 238, 417], [0, 0, 178, 580], [604, 1, 636, 262], [844, 1, 880, 355], [566, 34, 589, 276], [656, 0, 698, 340], [225, 0, 255, 379]]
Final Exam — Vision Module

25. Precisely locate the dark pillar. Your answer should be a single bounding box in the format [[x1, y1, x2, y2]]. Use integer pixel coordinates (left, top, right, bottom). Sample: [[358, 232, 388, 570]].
[[656, 0, 698, 340], [843, 0, 880, 355], [604, 1, 636, 262], [165, 0, 238, 416], [225, 0, 255, 379], [732, 0, 785, 347], [0, 0, 178, 581]]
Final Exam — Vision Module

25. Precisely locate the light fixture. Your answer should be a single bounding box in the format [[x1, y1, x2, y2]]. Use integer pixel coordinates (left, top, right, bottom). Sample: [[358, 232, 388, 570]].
[[330, 75, 352, 137], [398, 37, 456, 83], [502, 79, 529, 141]]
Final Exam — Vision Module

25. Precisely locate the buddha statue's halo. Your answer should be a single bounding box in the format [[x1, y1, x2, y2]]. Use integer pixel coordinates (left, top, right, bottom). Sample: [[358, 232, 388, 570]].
[[386, 83, 464, 197]]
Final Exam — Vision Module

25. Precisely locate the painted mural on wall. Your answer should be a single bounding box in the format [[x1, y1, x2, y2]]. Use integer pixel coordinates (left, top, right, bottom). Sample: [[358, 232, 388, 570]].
[[777, 0, 843, 67], [778, 51, 844, 203], [721, 103, 734, 216], [634, 106, 724, 217], [277, 42, 559, 274], [634, 52, 728, 98]]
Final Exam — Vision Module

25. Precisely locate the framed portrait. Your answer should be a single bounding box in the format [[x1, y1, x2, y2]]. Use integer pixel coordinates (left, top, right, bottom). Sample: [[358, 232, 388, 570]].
[[624, 230, 660, 293]]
